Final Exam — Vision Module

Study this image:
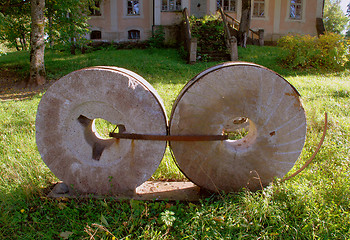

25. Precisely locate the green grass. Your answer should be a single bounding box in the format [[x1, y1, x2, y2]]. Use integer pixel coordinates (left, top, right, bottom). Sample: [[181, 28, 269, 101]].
[[1, 46, 350, 239]]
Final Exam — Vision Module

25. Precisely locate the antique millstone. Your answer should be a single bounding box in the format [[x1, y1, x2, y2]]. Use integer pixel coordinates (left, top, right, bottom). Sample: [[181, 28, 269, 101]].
[[169, 62, 307, 192], [36, 67, 167, 195]]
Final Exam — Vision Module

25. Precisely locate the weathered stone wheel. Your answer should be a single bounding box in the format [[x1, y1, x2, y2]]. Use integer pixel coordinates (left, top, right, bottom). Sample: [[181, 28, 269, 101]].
[[36, 67, 167, 195], [169, 62, 307, 192]]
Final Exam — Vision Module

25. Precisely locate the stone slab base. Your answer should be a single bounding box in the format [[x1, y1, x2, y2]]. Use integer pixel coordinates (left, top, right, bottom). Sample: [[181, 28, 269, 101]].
[[48, 181, 208, 201]]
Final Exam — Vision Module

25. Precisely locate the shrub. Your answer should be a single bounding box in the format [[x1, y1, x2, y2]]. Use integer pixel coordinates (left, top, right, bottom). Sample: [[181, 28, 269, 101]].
[[277, 33, 349, 71], [317, 33, 349, 69], [148, 26, 165, 48], [189, 15, 226, 53]]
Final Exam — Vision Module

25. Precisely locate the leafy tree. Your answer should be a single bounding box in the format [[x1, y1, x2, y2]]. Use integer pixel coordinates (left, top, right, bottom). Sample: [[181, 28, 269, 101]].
[[1, 0, 95, 86], [46, 0, 93, 53], [1, 0, 94, 53], [323, 0, 349, 34], [0, 0, 31, 51]]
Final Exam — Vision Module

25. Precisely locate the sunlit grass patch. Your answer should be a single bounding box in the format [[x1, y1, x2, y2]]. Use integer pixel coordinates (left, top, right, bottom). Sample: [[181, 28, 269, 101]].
[[0, 47, 349, 239]]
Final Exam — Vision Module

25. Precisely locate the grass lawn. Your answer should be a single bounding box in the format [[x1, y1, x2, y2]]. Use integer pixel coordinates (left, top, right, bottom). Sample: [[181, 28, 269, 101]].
[[0, 46, 350, 239]]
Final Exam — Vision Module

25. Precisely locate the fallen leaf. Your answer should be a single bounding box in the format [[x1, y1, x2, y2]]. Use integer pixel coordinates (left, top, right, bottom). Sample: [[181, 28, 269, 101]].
[[213, 216, 225, 222], [100, 214, 109, 227], [165, 203, 173, 209], [58, 202, 66, 210], [59, 231, 73, 239]]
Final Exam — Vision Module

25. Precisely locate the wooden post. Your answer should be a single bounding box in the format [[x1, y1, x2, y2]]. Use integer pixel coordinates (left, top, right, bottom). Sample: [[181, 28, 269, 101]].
[[182, 8, 196, 64], [189, 38, 197, 64], [258, 29, 264, 46], [219, 7, 232, 49], [230, 37, 238, 61], [183, 8, 191, 52]]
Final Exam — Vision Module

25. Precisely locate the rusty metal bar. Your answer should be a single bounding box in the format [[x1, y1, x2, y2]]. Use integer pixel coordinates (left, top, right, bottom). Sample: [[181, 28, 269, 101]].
[[109, 132, 228, 141], [281, 112, 328, 182]]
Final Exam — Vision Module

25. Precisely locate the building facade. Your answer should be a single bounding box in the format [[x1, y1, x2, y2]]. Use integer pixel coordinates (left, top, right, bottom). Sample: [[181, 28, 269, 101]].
[[87, 0, 324, 43]]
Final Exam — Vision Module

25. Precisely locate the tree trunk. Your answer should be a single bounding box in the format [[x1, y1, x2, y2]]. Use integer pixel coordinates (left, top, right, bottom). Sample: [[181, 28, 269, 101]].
[[238, 0, 251, 48], [29, 0, 46, 86], [70, 37, 76, 55]]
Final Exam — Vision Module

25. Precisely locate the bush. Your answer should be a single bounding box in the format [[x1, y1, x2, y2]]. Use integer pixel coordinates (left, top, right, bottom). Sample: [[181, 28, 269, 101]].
[[148, 26, 165, 48], [190, 15, 226, 53], [277, 33, 349, 71]]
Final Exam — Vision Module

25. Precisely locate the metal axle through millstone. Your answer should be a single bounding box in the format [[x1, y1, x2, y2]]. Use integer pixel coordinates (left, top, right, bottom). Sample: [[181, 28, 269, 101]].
[[109, 132, 228, 141], [36, 63, 307, 195]]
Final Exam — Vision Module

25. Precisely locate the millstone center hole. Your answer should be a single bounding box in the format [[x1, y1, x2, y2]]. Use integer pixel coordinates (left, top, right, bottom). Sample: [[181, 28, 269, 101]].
[[93, 118, 122, 139], [223, 117, 250, 141]]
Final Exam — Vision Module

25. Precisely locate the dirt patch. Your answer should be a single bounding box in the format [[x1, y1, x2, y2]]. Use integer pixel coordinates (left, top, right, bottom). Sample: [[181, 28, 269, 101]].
[[0, 69, 54, 101]]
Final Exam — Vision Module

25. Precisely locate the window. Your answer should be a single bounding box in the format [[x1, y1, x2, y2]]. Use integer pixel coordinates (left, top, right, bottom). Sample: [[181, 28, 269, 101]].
[[162, 0, 181, 11], [89, 0, 101, 16], [290, 0, 302, 20], [127, 0, 140, 15], [252, 0, 265, 17], [128, 30, 140, 39], [217, 0, 236, 12], [90, 30, 102, 39]]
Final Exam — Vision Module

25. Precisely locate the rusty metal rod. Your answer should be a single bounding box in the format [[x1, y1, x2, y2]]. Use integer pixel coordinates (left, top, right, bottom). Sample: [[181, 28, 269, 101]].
[[282, 112, 328, 182], [109, 132, 228, 141]]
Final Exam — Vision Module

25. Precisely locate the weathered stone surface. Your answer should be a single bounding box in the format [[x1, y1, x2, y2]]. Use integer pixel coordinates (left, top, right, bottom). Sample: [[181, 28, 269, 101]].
[[36, 67, 167, 195], [169, 62, 307, 192]]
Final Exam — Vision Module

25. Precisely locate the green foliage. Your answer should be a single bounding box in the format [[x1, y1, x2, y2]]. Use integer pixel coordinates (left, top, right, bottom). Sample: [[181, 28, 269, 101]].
[[160, 210, 176, 228], [323, 0, 349, 34], [46, 0, 94, 51], [0, 2, 31, 51], [1, 47, 350, 239], [278, 33, 350, 70], [0, 0, 94, 53], [189, 14, 227, 59], [0, 43, 7, 56], [148, 26, 165, 48]]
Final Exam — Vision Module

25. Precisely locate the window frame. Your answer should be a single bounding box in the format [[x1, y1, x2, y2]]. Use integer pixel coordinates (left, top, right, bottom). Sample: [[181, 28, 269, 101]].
[[289, 0, 303, 20], [90, 30, 102, 40], [128, 29, 141, 40], [217, 0, 237, 12], [252, 0, 265, 18], [161, 0, 182, 12], [89, 0, 102, 16], [127, 0, 141, 15]]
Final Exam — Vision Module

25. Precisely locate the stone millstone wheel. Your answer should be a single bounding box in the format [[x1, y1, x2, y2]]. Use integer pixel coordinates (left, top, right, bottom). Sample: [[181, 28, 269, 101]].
[[36, 67, 167, 195], [169, 62, 307, 192]]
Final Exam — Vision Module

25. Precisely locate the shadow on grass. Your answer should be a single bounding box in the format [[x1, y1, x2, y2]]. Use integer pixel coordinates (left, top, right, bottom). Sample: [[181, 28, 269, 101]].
[[332, 89, 350, 98]]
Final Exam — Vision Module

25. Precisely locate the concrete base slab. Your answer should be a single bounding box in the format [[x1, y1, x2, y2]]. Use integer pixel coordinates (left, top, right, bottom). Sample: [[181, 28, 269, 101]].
[[48, 181, 208, 201]]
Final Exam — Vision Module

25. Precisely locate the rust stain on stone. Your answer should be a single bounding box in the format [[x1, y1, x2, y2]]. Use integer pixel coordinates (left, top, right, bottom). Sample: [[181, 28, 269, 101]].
[[131, 139, 135, 156], [294, 102, 302, 108], [285, 92, 299, 98]]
